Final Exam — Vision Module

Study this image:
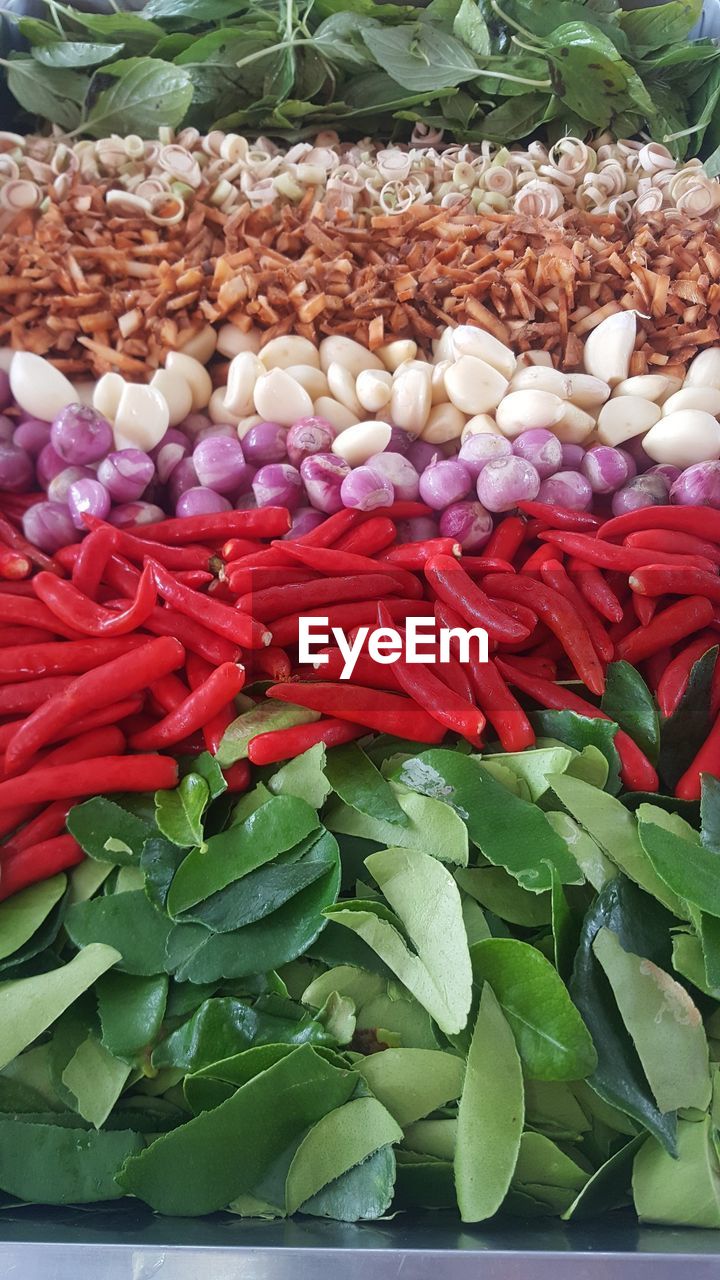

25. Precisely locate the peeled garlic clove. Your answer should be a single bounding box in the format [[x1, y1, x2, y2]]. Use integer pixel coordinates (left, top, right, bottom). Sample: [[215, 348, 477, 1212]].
[[319, 336, 384, 378], [254, 368, 313, 426], [376, 339, 417, 372], [662, 387, 720, 418], [461, 413, 504, 442], [431, 360, 451, 405], [235, 414, 263, 440], [421, 403, 466, 444], [10, 353, 76, 422], [260, 335, 321, 371], [286, 365, 328, 400], [643, 410, 720, 468], [332, 420, 392, 465], [226, 352, 266, 418], [596, 396, 661, 446], [113, 383, 169, 452], [445, 356, 508, 416], [150, 368, 193, 427], [391, 365, 431, 433], [495, 390, 564, 439], [94, 371, 125, 423], [515, 351, 554, 371], [566, 373, 612, 410], [612, 374, 681, 403], [356, 368, 392, 413], [553, 401, 597, 444], [165, 351, 213, 412], [583, 310, 636, 386], [208, 387, 242, 426], [327, 362, 363, 417], [179, 324, 217, 365], [509, 366, 571, 397], [451, 325, 516, 380], [684, 348, 720, 390], [216, 324, 262, 359], [432, 327, 456, 363], [314, 396, 359, 432]]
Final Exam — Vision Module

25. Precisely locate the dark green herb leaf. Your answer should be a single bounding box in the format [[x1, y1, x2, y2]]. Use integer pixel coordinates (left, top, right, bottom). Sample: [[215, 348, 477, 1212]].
[[324, 742, 408, 826], [96, 971, 168, 1061], [83, 58, 193, 137], [6, 59, 84, 130], [620, 0, 702, 54], [33, 41, 124, 68], [298, 1144, 396, 1220], [453, 0, 490, 56], [361, 22, 479, 91], [531, 712, 621, 795], [153, 995, 334, 1073], [68, 797, 151, 866], [140, 836, 186, 912], [638, 805, 720, 916], [155, 773, 209, 849], [177, 839, 334, 932], [602, 661, 660, 764], [0, 1121, 141, 1204], [65, 892, 173, 977]]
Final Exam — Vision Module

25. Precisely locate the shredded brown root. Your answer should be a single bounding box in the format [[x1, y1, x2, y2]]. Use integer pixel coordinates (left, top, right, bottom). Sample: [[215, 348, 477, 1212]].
[[1, 179, 720, 378]]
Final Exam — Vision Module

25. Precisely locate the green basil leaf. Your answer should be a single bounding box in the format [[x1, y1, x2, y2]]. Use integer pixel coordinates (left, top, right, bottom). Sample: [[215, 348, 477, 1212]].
[[155, 773, 209, 849], [659, 647, 717, 788], [620, 0, 701, 52], [118, 1045, 357, 1215], [96, 972, 168, 1061], [531, 712, 621, 794], [569, 880, 677, 1154], [67, 797, 151, 865], [0, 1121, 141, 1204], [453, 0, 491, 55], [0, 944, 120, 1072], [6, 58, 84, 130], [470, 937, 596, 1080], [167, 795, 319, 915], [454, 983, 524, 1222], [398, 750, 581, 890], [33, 41, 124, 67], [83, 57, 193, 137], [593, 926, 710, 1114], [547, 23, 644, 128], [633, 1117, 720, 1227], [602, 661, 660, 764], [0, 875, 66, 962], [362, 22, 479, 90], [62, 11, 165, 51], [326, 783, 468, 866], [145, 0, 249, 18], [65, 893, 173, 977], [638, 805, 720, 917], [153, 996, 334, 1073], [285, 1096, 402, 1215], [325, 742, 408, 826], [548, 773, 684, 916], [326, 847, 472, 1035], [357, 1048, 464, 1127], [217, 703, 319, 766]]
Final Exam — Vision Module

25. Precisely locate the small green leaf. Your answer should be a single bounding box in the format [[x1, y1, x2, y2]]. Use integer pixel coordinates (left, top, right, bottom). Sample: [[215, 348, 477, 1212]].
[[155, 774, 209, 848], [454, 983, 524, 1222], [96, 972, 168, 1061], [83, 58, 193, 138], [285, 1096, 402, 1215], [326, 783, 468, 867], [362, 22, 480, 91], [6, 58, 83, 130], [453, 0, 491, 55], [0, 876, 66, 963], [269, 743, 331, 810], [68, 797, 151, 865], [532, 712, 621, 794], [61, 1036, 130, 1129], [217, 702, 319, 766], [325, 742, 408, 826], [65, 893, 172, 977], [638, 805, 720, 917], [33, 41, 124, 68], [602, 661, 659, 763], [357, 1049, 465, 1127]]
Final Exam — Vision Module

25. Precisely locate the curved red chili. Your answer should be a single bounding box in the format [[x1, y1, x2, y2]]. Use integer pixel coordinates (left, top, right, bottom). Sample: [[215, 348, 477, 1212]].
[[32, 564, 156, 637], [425, 554, 530, 644]]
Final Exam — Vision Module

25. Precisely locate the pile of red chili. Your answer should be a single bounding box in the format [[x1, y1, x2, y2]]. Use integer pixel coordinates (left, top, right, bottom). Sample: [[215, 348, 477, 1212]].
[[3, 496, 720, 901]]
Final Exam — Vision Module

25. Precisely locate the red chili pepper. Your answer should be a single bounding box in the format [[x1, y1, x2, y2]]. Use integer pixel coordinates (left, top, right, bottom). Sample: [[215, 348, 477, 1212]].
[[0, 695, 142, 755], [71, 525, 115, 600], [128, 508, 291, 544], [223, 760, 251, 793], [373, 501, 431, 521], [0, 755, 178, 810], [484, 573, 606, 696], [0, 725, 127, 837], [630, 564, 720, 603], [280, 542, 420, 597], [149, 673, 190, 715], [150, 560, 270, 650], [293, 509, 363, 548], [520, 544, 563, 576], [617, 597, 716, 665], [643, 647, 672, 693], [517, 501, 602, 531], [0, 581, 37, 597], [143, 606, 241, 667], [1, 626, 56, 647], [0, 835, 84, 901], [130, 662, 245, 751], [675, 710, 720, 800], [539, 559, 614, 665], [0, 594, 83, 640], [224, 566, 317, 595], [0, 547, 32, 580], [3, 799, 73, 855], [657, 631, 719, 717], [224, 547, 292, 572], [602, 505, 720, 544], [632, 593, 657, 628], [566, 557, 623, 624], [32, 565, 156, 637], [270, 599, 437, 649], [456, 557, 517, 576], [246, 645, 292, 683], [174, 570, 216, 590], [184, 651, 237, 757], [425, 555, 529, 644], [537, 530, 718, 575], [83, 516, 212, 571], [484, 516, 526, 563], [3, 636, 184, 774], [379, 537, 460, 568], [266, 681, 446, 743], [334, 517, 397, 557], [0, 513, 62, 576], [235, 574, 413, 621], [0, 635, 146, 685], [0, 675, 74, 716], [304, 647, 400, 690], [625, 528, 720, 566], [248, 718, 365, 766], [496, 658, 659, 793], [503, 654, 557, 680], [221, 538, 264, 562]]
